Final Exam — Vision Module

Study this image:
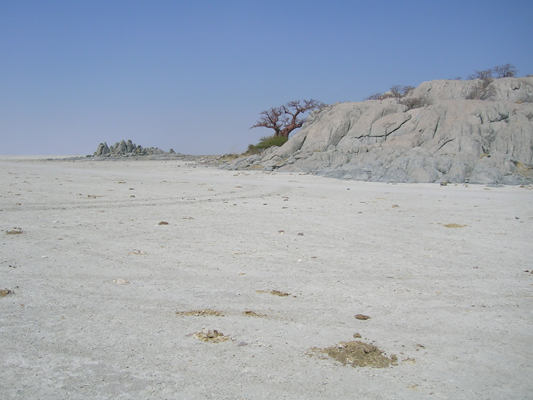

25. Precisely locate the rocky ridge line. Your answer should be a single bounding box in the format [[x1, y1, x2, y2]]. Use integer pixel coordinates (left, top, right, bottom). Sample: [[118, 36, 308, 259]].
[[225, 77, 533, 184]]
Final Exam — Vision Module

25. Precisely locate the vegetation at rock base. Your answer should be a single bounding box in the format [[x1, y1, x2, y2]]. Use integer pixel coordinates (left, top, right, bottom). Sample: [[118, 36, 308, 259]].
[[245, 135, 288, 155]]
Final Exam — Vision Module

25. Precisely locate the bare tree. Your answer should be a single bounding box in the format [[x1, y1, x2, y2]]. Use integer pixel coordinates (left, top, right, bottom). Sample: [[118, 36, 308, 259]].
[[365, 85, 414, 101], [365, 92, 384, 100], [493, 64, 517, 78], [400, 85, 415, 96], [468, 69, 493, 80], [389, 85, 403, 99], [250, 99, 324, 138]]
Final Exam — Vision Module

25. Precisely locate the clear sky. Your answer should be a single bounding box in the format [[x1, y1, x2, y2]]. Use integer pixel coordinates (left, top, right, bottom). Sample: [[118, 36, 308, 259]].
[[1, 0, 532, 156]]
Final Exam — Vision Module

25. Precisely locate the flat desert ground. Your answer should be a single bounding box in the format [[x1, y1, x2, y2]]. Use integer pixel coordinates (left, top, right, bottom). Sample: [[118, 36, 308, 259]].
[[1, 157, 532, 399]]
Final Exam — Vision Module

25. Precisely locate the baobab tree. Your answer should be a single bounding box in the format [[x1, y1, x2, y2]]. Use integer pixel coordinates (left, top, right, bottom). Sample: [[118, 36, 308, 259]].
[[250, 99, 324, 138]]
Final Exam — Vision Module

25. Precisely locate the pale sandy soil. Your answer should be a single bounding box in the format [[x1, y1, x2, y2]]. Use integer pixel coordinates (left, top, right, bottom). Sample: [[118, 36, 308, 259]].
[[1, 157, 532, 399]]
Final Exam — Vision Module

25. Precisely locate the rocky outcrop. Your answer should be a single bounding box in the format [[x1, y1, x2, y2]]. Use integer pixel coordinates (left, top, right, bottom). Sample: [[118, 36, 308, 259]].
[[408, 77, 533, 103], [93, 140, 175, 157], [226, 77, 533, 184]]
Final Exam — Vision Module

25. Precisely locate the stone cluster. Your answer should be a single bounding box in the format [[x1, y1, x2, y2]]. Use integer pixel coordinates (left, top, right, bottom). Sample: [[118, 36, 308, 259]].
[[94, 140, 175, 157]]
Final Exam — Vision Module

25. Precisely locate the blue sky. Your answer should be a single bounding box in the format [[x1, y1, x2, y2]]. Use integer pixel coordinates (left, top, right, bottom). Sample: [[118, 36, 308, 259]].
[[1, 0, 532, 155]]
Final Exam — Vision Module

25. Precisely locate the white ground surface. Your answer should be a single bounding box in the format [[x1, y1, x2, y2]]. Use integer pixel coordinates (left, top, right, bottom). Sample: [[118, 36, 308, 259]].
[[1, 158, 532, 399]]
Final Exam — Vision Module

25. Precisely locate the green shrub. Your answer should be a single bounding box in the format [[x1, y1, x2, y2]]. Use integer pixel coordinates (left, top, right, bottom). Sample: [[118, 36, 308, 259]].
[[255, 136, 288, 149], [245, 144, 261, 155], [245, 136, 288, 155]]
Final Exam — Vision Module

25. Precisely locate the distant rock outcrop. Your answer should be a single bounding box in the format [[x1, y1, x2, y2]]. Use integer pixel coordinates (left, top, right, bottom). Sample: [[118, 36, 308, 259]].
[[226, 77, 533, 184], [93, 140, 175, 157]]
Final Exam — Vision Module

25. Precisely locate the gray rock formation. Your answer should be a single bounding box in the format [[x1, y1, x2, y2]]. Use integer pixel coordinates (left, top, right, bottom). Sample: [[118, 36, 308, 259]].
[[95, 142, 110, 156], [226, 77, 533, 184], [93, 140, 175, 157]]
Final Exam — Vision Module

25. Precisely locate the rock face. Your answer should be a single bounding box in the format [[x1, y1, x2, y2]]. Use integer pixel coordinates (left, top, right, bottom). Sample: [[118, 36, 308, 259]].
[[227, 77, 533, 184], [93, 140, 174, 157]]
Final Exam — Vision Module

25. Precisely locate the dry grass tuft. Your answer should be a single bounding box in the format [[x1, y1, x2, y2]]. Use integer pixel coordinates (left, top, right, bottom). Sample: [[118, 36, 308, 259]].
[[0, 289, 14, 297], [311, 341, 397, 368], [270, 290, 290, 297], [441, 223, 467, 228], [256, 289, 291, 297], [243, 310, 267, 317], [193, 329, 231, 343], [176, 309, 225, 317]]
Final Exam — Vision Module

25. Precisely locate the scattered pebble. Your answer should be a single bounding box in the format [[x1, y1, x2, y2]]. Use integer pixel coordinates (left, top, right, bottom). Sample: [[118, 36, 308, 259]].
[[355, 314, 371, 320]]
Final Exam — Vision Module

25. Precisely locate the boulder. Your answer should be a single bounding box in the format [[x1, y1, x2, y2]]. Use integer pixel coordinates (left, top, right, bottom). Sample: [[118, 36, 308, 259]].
[[117, 140, 128, 154], [94, 142, 110, 156]]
